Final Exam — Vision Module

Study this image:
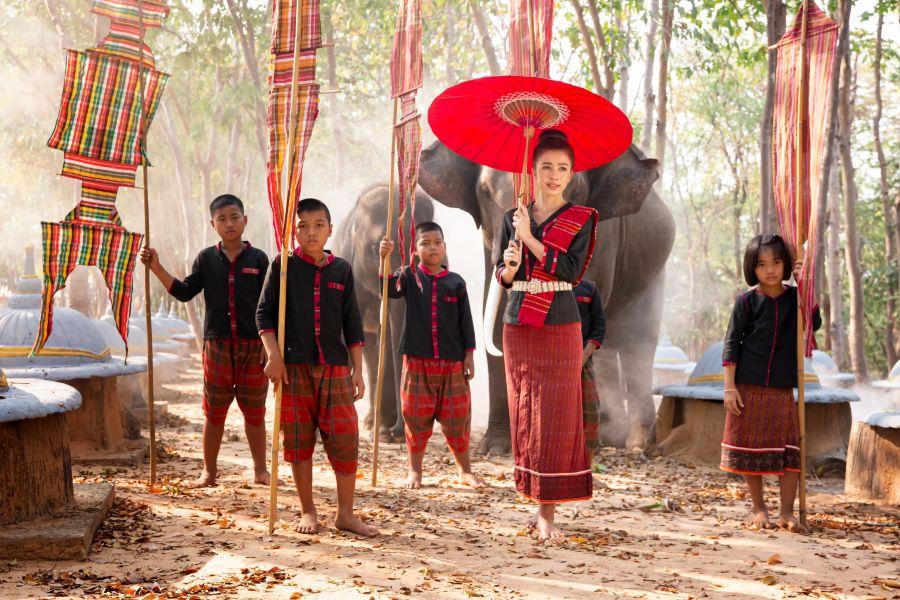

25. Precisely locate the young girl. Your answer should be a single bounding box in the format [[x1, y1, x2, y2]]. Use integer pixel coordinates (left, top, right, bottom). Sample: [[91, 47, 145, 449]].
[[721, 234, 820, 533]]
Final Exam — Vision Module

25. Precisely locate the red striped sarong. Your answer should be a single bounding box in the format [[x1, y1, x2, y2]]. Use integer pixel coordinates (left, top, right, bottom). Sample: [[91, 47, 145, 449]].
[[281, 364, 358, 474], [202, 338, 268, 427], [720, 384, 800, 476], [400, 357, 471, 454], [504, 322, 591, 503], [582, 362, 601, 454]]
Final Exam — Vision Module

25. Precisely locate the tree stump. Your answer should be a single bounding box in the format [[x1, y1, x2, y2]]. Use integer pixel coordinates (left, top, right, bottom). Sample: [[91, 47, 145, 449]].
[[845, 421, 900, 504], [65, 376, 124, 450], [0, 413, 74, 526]]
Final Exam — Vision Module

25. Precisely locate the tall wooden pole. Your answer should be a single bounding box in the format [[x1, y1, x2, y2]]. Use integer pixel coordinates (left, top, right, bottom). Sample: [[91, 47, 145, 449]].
[[269, 4, 306, 534], [795, 0, 810, 528], [371, 98, 399, 487], [136, 0, 157, 489]]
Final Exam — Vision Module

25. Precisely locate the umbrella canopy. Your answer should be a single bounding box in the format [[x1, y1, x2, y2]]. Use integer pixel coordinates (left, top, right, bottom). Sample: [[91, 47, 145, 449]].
[[428, 75, 632, 174]]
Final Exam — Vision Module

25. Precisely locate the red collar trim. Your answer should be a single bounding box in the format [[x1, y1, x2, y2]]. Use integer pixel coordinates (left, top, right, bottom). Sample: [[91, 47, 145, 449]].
[[417, 263, 449, 279], [294, 248, 335, 268]]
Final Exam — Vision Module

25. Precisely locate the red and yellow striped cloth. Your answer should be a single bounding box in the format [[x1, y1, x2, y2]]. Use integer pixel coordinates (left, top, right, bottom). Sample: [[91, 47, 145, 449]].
[[772, 2, 838, 356], [390, 0, 423, 285], [266, 0, 322, 249], [31, 222, 143, 357]]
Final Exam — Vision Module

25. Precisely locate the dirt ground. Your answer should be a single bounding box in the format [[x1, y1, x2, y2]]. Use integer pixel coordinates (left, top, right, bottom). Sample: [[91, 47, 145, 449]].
[[1, 356, 898, 600]]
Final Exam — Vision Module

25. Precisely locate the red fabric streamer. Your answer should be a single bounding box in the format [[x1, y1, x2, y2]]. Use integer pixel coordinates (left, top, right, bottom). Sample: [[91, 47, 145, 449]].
[[772, 2, 838, 356]]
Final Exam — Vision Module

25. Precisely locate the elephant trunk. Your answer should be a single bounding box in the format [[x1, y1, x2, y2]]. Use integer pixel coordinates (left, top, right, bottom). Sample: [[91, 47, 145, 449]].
[[484, 274, 504, 357]]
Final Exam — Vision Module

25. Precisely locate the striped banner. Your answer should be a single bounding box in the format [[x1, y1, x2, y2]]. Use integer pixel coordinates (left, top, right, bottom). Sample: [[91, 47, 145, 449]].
[[390, 0, 422, 99], [48, 50, 168, 167], [31, 221, 143, 357], [94, 22, 158, 68], [91, 0, 170, 28], [509, 0, 554, 203], [772, 2, 838, 356], [266, 0, 321, 249]]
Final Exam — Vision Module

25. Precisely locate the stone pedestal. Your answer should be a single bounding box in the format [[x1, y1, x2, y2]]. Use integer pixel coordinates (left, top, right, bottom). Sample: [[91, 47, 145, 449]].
[[845, 412, 900, 504]]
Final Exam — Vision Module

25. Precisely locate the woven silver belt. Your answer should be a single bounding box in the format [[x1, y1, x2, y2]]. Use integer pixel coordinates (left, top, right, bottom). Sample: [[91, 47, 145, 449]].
[[511, 280, 573, 294]]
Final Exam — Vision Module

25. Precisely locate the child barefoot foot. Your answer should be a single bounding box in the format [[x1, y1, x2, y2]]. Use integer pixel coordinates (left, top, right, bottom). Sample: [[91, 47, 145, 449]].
[[749, 509, 773, 529], [404, 468, 423, 489], [187, 471, 217, 488], [294, 510, 318, 534], [253, 470, 284, 486], [777, 513, 808, 534], [458, 471, 484, 489], [335, 511, 379, 538]]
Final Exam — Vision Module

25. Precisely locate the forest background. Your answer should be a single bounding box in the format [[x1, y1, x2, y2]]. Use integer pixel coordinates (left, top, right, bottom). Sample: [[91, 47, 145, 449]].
[[0, 0, 897, 387]]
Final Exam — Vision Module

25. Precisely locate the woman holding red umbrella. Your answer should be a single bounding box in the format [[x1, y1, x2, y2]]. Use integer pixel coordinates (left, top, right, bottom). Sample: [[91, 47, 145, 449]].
[[496, 129, 598, 540]]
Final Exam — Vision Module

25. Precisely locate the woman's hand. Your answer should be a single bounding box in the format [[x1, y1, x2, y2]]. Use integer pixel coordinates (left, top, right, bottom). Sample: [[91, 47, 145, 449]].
[[511, 205, 533, 242], [724, 388, 743, 416], [502, 240, 522, 273], [792, 260, 804, 282]]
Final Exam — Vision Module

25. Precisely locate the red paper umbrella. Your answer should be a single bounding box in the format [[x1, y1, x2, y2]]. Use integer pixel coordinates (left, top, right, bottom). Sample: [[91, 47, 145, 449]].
[[428, 75, 632, 174]]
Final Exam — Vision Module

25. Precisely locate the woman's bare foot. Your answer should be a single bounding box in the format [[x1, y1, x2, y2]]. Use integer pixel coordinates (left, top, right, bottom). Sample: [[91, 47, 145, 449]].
[[592, 475, 609, 490], [294, 510, 318, 534], [526, 510, 539, 529], [335, 511, 379, 537], [777, 513, 808, 534], [186, 471, 217, 488], [748, 509, 773, 529], [404, 469, 423, 489], [458, 471, 484, 489], [535, 513, 566, 541]]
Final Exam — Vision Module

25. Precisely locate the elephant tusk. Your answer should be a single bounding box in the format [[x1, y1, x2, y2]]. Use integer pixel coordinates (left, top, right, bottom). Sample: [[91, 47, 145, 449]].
[[484, 274, 504, 357]]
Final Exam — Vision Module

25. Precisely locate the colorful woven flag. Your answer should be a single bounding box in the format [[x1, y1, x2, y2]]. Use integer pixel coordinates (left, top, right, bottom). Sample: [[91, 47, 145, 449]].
[[266, 0, 322, 249], [772, 2, 838, 356], [33, 0, 170, 356], [389, 0, 423, 284], [508, 0, 554, 202], [509, 0, 553, 78], [31, 221, 143, 356]]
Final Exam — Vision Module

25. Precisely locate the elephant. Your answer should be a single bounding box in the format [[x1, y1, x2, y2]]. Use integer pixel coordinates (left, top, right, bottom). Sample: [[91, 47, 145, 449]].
[[331, 183, 435, 440], [417, 141, 676, 454]]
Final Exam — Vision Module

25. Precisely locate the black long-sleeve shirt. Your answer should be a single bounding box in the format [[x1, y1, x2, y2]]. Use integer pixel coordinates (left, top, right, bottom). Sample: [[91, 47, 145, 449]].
[[574, 279, 605, 348], [256, 250, 365, 366], [167, 242, 268, 340], [385, 265, 476, 361], [495, 203, 594, 326], [723, 286, 822, 388]]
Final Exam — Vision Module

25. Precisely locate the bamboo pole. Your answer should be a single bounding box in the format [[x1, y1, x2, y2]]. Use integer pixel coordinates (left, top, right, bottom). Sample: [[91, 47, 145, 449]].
[[371, 98, 399, 488], [795, 0, 810, 528], [269, 4, 307, 535], [136, 0, 157, 489]]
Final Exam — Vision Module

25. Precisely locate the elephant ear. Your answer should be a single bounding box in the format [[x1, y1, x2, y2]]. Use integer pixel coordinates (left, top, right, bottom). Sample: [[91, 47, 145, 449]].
[[418, 141, 482, 228], [586, 144, 660, 221]]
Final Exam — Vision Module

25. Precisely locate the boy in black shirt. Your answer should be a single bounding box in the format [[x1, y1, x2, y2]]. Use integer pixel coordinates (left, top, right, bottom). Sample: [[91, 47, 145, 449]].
[[141, 194, 271, 488], [257, 198, 377, 537], [379, 222, 482, 490]]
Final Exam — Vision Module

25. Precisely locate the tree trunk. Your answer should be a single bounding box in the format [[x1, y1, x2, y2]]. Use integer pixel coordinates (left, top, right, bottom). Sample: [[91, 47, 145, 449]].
[[845, 421, 900, 504], [570, 0, 603, 93], [814, 0, 847, 302], [837, 25, 869, 381], [826, 140, 849, 369], [759, 0, 785, 235], [225, 0, 267, 156], [445, 1, 455, 84], [468, 0, 501, 76], [641, 0, 659, 152], [654, 0, 674, 168], [873, 11, 898, 369], [616, 11, 631, 113], [322, 7, 346, 191], [587, 0, 616, 99]]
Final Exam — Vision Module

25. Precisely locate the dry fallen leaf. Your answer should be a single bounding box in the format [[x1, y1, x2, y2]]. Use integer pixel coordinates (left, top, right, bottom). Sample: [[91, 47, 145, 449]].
[[767, 554, 782, 565], [761, 575, 778, 586], [873, 579, 900, 590]]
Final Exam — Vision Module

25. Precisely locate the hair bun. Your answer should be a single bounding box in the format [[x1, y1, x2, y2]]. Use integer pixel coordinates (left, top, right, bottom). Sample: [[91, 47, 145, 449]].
[[538, 129, 568, 143]]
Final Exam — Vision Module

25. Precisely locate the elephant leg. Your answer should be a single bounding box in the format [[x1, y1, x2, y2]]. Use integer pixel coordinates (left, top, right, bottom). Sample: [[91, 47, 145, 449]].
[[475, 251, 512, 457], [617, 271, 666, 451], [591, 345, 629, 448]]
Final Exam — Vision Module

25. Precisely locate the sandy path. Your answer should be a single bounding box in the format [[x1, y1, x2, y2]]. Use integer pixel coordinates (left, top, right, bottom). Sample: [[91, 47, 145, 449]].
[[1, 357, 897, 599]]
